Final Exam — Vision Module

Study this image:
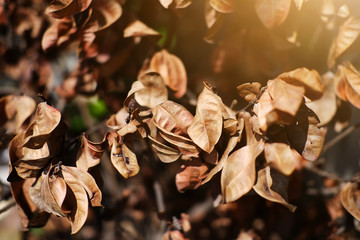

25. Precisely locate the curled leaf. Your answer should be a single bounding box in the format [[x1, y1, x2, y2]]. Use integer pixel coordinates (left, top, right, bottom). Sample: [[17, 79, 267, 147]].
[[340, 182, 360, 221], [46, 0, 92, 19], [135, 72, 168, 108], [209, 0, 235, 14], [176, 159, 209, 192], [124, 20, 159, 38]]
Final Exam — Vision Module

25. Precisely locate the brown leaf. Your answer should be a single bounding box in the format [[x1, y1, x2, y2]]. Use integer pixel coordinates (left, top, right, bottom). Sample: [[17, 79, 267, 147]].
[[62, 168, 89, 234], [76, 133, 107, 171], [124, 20, 160, 38], [264, 143, 302, 175], [342, 62, 360, 109], [237, 82, 262, 102], [46, 0, 92, 19], [159, 0, 173, 8], [328, 17, 360, 68], [205, 0, 223, 28], [268, 78, 305, 117], [135, 72, 168, 108], [334, 64, 347, 101], [209, 0, 235, 13], [85, 0, 122, 32], [286, 105, 325, 161], [148, 135, 181, 163], [29, 165, 66, 217], [157, 125, 199, 158], [202, 130, 242, 184], [278, 68, 323, 100], [42, 17, 76, 51], [111, 135, 139, 178], [187, 84, 223, 153], [10, 179, 51, 229], [221, 143, 264, 203], [176, 159, 209, 192], [152, 100, 193, 135], [62, 165, 102, 207], [0, 95, 36, 132], [254, 0, 291, 29], [340, 182, 360, 221], [149, 50, 187, 98], [306, 72, 337, 126], [253, 166, 296, 212]]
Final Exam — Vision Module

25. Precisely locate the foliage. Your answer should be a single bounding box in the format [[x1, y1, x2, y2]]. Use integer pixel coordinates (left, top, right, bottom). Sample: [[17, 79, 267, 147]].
[[1, 0, 360, 239]]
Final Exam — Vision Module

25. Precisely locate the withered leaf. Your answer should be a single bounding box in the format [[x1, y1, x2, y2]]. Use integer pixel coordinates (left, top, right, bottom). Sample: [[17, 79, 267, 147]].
[[268, 78, 305, 117], [152, 100, 193, 135], [106, 107, 129, 130], [124, 20, 159, 38], [148, 135, 181, 163], [0, 95, 36, 132], [10, 179, 51, 229], [29, 166, 66, 217], [209, 0, 235, 14], [254, 0, 291, 29], [62, 168, 89, 234], [159, 0, 173, 8], [176, 159, 209, 192], [253, 166, 296, 212], [76, 133, 107, 171], [42, 17, 76, 51], [334, 64, 347, 101], [149, 49, 187, 98], [46, 0, 92, 19], [205, 0, 223, 28], [62, 165, 102, 207], [156, 125, 199, 157], [286, 105, 325, 161], [237, 82, 262, 102], [306, 72, 337, 126], [135, 72, 168, 108], [111, 135, 139, 178], [340, 182, 360, 221], [278, 68, 323, 100], [342, 62, 360, 109], [328, 17, 360, 68], [221, 143, 264, 203], [264, 142, 302, 176], [188, 84, 223, 153], [202, 131, 242, 184], [85, 0, 122, 32]]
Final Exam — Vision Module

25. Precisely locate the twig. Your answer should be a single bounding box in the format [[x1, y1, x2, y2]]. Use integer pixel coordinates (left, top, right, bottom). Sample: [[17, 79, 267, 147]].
[[321, 122, 360, 154], [153, 181, 165, 214], [0, 199, 15, 215], [238, 86, 267, 113]]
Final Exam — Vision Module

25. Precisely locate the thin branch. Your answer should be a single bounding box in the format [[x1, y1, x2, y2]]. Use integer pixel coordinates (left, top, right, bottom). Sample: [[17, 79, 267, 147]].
[[321, 122, 360, 154], [238, 86, 267, 113], [0, 199, 15, 215]]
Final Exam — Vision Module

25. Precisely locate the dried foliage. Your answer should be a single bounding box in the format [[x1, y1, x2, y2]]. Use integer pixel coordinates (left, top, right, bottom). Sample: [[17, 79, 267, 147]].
[[2, 0, 360, 239]]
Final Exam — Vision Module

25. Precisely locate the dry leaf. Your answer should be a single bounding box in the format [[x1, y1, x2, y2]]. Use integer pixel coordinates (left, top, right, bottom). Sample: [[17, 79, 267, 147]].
[[237, 82, 262, 102], [176, 159, 209, 192], [340, 182, 360, 221], [286, 105, 325, 161], [328, 17, 360, 68], [221, 143, 264, 203], [46, 0, 92, 19], [76, 133, 107, 171], [152, 100, 193, 135], [264, 142, 301, 175], [278, 68, 323, 100], [124, 20, 160, 38], [187, 84, 223, 153], [209, 0, 235, 14], [42, 17, 76, 51], [135, 72, 168, 108], [85, 0, 122, 32], [254, 0, 291, 29], [148, 135, 181, 163], [253, 166, 296, 212], [342, 62, 360, 109], [149, 49, 187, 98], [111, 135, 139, 178], [305, 72, 337, 126]]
